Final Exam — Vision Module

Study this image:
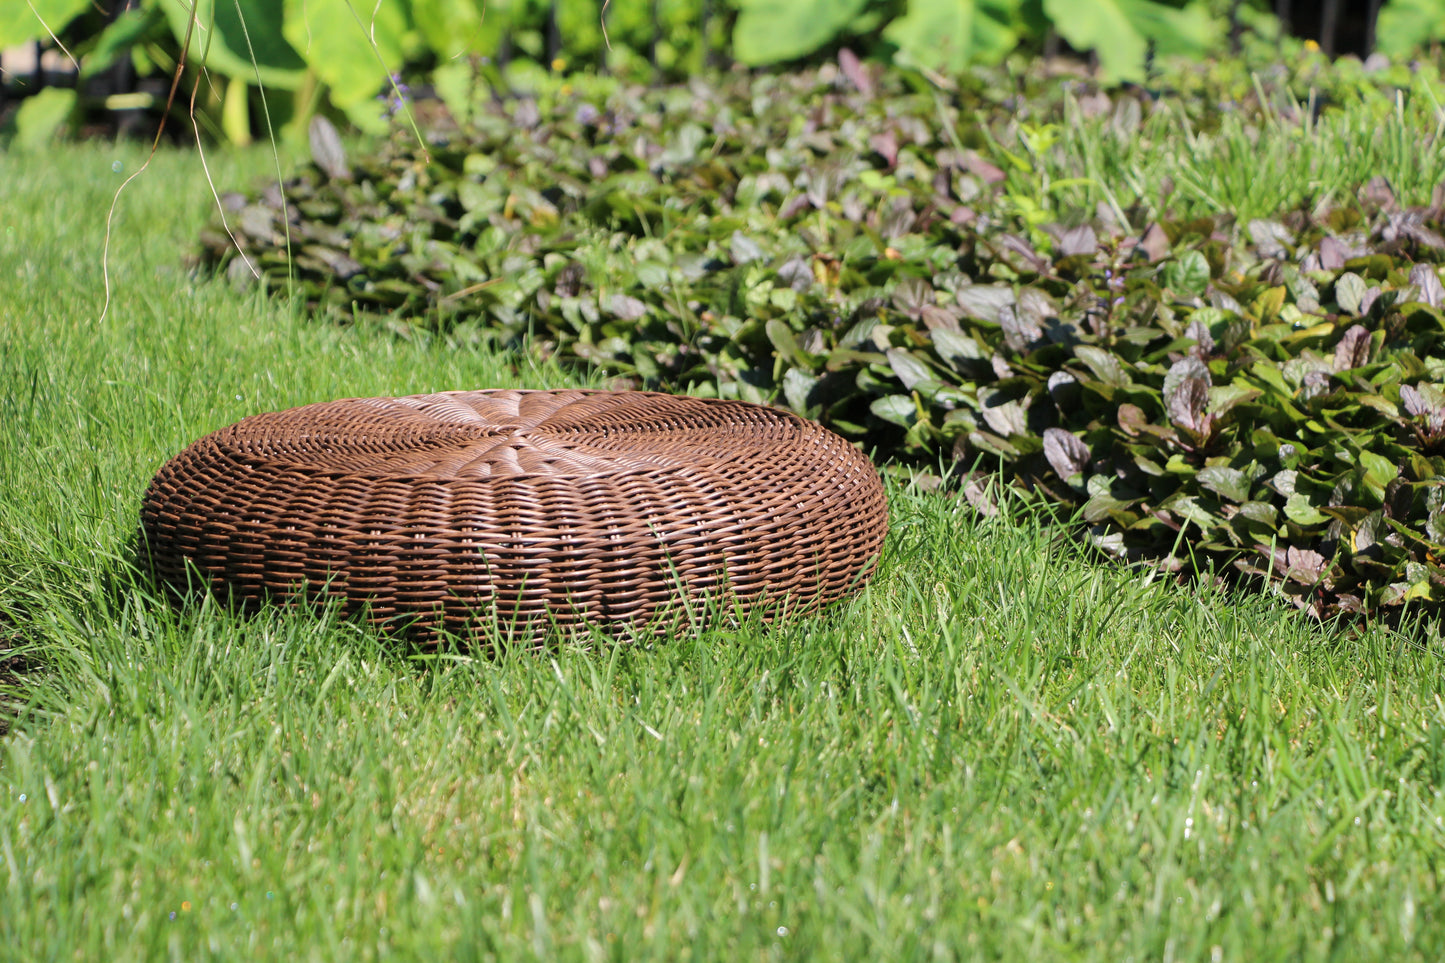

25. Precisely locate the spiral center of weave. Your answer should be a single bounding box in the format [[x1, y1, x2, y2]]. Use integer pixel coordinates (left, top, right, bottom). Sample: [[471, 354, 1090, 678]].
[[220, 391, 788, 479]]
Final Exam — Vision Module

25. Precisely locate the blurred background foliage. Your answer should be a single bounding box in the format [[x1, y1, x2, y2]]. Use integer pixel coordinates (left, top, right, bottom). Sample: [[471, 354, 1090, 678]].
[[1, 0, 1441, 148]]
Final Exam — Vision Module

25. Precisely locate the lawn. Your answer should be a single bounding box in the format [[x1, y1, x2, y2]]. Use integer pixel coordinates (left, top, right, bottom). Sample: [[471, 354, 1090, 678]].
[[2, 126, 1444, 960]]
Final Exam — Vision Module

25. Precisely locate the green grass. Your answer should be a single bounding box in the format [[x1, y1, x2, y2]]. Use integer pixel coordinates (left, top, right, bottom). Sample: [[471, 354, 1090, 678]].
[[2, 125, 1445, 960], [990, 61, 1445, 228]]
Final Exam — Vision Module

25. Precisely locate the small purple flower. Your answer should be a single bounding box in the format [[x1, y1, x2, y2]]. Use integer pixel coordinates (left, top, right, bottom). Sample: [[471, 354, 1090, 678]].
[[376, 73, 410, 118], [1103, 268, 1125, 307], [574, 103, 600, 126]]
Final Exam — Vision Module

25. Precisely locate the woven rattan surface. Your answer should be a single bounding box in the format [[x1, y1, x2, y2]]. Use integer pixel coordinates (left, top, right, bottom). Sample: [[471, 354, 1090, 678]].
[[141, 389, 888, 644]]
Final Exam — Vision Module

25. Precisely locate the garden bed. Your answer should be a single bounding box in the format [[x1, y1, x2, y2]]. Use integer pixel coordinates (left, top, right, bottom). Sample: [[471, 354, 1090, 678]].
[[198, 53, 1445, 622]]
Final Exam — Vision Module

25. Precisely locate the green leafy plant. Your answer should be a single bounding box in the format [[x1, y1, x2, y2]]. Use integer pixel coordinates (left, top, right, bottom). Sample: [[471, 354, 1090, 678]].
[[1042, 0, 1221, 81], [882, 0, 1021, 75], [14, 0, 1442, 149], [194, 57, 1445, 621], [1375, 0, 1445, 59], [4, 0, 423, 145], [732, 0, 871, 65], [7, 87, 79, 150], [0, 0, 89, 47]]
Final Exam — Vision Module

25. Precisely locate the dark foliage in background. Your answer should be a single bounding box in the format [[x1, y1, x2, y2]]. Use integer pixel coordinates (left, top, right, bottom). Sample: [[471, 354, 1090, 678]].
[[0, 0, 1427, 144]]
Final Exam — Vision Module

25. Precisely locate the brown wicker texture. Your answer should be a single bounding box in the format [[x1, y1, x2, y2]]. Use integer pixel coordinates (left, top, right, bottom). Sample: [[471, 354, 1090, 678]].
[[141, 389, 888, 644]]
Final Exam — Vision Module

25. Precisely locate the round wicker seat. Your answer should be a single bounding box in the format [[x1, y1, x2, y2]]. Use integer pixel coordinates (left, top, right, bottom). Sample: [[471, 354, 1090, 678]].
[[141, 389, 888, 645]]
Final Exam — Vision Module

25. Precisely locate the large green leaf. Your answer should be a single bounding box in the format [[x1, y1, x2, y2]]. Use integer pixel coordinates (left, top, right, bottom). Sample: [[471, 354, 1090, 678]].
[[80, 5, 165, 79], [1041, 0, 1217, 82], [973, 0, 1026, 62], [1042, 0, 1142, 82], [732, 0, 869, 65], [883, 0, 974, 73], [883, 0, 1022, 73], [0, 0, 89, 47], [160, 0, 308, 89], [1121, 0, 1219, 59], [282, 0, 411, 130], [1375, 0, 1445, 58], [8, 87, 76, 150], [410, 0, 491, 60]]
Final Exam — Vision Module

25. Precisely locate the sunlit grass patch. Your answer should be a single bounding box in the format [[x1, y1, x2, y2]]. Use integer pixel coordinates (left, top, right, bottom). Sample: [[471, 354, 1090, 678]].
[[2, 115, 1444, 960]]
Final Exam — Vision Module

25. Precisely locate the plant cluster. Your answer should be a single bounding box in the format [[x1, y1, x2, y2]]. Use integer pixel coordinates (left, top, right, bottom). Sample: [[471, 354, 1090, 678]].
[[10, 0, 1445, 147], [198, 58, 1445, 620]]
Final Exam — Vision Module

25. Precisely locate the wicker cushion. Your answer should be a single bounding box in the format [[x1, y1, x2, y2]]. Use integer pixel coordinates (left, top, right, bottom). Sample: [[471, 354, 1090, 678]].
[[141, 389, 888, 644]]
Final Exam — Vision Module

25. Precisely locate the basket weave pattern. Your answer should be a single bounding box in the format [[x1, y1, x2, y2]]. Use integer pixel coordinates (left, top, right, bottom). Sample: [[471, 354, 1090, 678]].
[[141, 390, 888, 642]]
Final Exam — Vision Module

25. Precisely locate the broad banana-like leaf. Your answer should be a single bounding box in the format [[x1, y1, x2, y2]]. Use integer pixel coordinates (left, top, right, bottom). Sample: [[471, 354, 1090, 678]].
[[1376, 0, 1445, 58], [11, 87, 77, 150], [884, 0, 1020, 73], [282, 0, 411, 131], [884, 0, 974, 73], [160, 0, 308, 89], [1043, 0, 1218, 82], [410, 0, 495, 60], [732, 0, 869, 65], [0, 0, 89, 48]]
